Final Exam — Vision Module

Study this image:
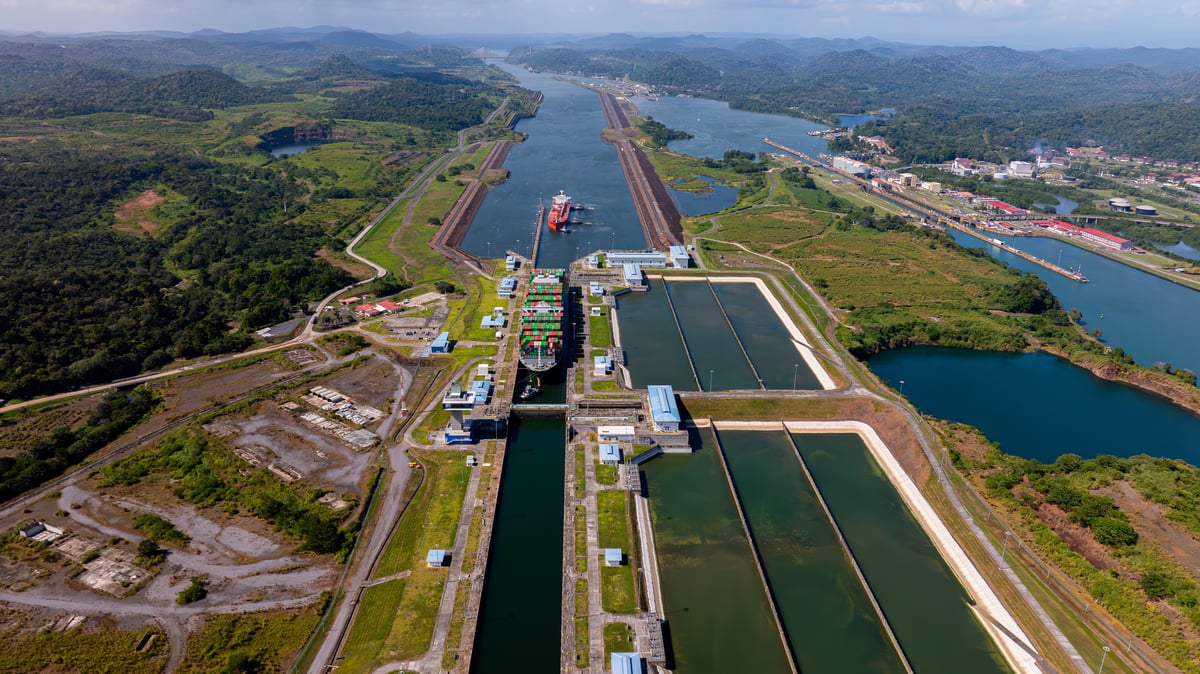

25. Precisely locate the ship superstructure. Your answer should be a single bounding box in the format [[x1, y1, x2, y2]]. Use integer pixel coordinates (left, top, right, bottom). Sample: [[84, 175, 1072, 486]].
[[547, 190, 571, 231]]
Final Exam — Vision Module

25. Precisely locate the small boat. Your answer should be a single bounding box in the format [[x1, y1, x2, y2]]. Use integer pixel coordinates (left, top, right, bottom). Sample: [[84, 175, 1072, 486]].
[[519, 384, 541, 401]]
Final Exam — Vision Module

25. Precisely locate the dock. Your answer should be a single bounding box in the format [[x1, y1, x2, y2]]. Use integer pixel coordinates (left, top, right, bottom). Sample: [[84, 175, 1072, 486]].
[[531, 203, 545, 267]]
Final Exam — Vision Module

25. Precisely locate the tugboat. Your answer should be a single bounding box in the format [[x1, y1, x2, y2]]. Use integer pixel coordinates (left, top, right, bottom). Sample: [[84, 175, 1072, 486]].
[[518, 383, 541, 401]]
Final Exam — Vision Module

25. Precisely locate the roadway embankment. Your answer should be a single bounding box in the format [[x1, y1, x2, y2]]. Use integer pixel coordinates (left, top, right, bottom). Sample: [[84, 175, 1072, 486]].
[[432, 140, 513, 267], [597, 91, 682, 248]]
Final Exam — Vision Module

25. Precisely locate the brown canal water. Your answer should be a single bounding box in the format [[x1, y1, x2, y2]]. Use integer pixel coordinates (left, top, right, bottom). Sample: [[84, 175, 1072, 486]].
[[643, 426, 793, 673], [792, 432, 1010, 674], [719, 430, 906, 673]]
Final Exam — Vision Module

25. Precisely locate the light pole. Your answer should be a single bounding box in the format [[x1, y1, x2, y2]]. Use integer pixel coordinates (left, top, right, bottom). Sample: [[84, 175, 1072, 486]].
[[793, 363, 799, 391], [487, 241, 491, 259], [708, 369, 714, 392], [898, 379, 905, 397], [1098, 645, 1111, 674], [1001, 531, 1012, 567], [611, 231, 616, 251]]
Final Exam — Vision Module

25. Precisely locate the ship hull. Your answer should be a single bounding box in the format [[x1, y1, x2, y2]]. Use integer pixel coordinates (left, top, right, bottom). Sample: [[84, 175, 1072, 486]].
[[519, 268, 568, 373]]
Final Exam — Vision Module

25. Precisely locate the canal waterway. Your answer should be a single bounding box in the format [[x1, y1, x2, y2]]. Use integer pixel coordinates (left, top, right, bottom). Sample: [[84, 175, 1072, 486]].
[[643, 427, 794, 674], [720, 430, 906, 674], [792, 432, 1010, 674], [470, 417, 565, 673], [461, 62, 647, 268], [634, 96, 828, 161], [870, 346, 1200, 464], [711, 282, 824, 390], [949, 229, 1200, 375]]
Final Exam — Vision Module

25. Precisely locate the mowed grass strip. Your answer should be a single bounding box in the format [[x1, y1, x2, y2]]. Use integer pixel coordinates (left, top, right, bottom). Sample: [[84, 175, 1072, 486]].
[[588, 312, 613, 348], [339, 449, 470, 668], [336, 578, 408, 673], [597, 490, 639, 614]]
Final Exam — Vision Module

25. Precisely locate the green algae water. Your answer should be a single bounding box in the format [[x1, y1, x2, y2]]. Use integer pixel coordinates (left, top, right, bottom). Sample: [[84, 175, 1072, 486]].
[[664, 281, 759, 391], [643, 427, 791, 673], [719, 430, 906, 674], [792, 433, 1009, 674], [471, 418, 565, 673], [710, 282, 822, 390], [614, 284, 697, 391]]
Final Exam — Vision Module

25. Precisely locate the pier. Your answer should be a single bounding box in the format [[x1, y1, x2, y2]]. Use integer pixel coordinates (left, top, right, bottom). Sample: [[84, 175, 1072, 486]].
[[530, 203, 546, 267]]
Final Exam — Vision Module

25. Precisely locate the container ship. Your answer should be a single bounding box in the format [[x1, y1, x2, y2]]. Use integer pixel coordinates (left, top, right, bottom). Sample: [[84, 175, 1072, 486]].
[[547, 190, 571, 231], [519, 268, 567, 373]]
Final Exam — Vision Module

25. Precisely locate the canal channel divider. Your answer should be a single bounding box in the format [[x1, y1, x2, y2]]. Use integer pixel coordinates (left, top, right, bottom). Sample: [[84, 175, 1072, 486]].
[[708, 421, 801, 674], [658, 280, 703, 390], [781, 429, 915, 673]]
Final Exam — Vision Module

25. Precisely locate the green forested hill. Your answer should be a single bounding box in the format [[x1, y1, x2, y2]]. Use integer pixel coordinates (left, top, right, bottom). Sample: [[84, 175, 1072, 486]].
[[0, 146, 350, 398]]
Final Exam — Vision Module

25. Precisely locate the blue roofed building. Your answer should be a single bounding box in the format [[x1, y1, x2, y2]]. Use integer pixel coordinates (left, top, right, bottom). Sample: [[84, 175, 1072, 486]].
[[668, 245, 690, 268], [604, 548, 624, 566], [623, 263, 643, 288], [431, 331, 451, 354], [647, 385, 681, 432], [470, 379, 492, 405], [599, 443, 622, 465], [497, 276, 517, 299], [426, 548, 447, 567], [594, 354, 612, 377], [611, 652, 643, 674]]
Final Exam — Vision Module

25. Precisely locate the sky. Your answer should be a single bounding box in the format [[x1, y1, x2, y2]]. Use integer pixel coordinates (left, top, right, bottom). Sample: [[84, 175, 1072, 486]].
[[2, 0, 1200, 49]]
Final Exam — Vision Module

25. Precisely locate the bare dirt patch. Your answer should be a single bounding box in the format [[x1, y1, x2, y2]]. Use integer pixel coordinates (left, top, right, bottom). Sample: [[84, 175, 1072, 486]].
[[113, 189, 166, 236], [1035, 500, 1120, 572], [150, 359, 290, 420], [1101, 480, 1200, 578], [320, 356, 401, 411], [317, 246, 374, 281]]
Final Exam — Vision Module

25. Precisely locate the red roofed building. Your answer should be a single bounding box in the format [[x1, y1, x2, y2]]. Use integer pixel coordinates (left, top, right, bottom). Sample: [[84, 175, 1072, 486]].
[[376, 300, 402, 312], [1081, 228, 1133, 251], [355, 303, 384, 317], [339, 296, 362, 306], [985, 200, 1024, 215]]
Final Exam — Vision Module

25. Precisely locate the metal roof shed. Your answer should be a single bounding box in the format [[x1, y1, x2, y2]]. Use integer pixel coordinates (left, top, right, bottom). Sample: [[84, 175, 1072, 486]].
[[599, 443, 622, 465], [426, 549, 447, 567], [604, 548, 624, 566], [431, 331, 451, 353], [611, 652, 643, 674], [647, 385, 681, 432]]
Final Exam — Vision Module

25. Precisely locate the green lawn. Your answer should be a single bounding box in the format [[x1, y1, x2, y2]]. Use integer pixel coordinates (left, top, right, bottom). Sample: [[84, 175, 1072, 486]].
[[600, 565, 639, 614], [596, 489, 638, 613], [181, 606, 322, 673], [604, 622, 636, 660], [338, 449, 470, 669], [595, 460, 618, 486], [588, 313, 613, 348]]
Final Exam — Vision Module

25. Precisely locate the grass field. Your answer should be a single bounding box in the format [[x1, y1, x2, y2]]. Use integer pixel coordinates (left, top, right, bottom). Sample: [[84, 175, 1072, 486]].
[[0, 625, 166, 674], [588, 312, 613, 348], [595, 460, 618, 486], [604, 621, 636, 660], [712, 207, 831, 253], [180, 605, 323, 673], [338, 449, 470, 670], [597, 490, 638, 613]]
